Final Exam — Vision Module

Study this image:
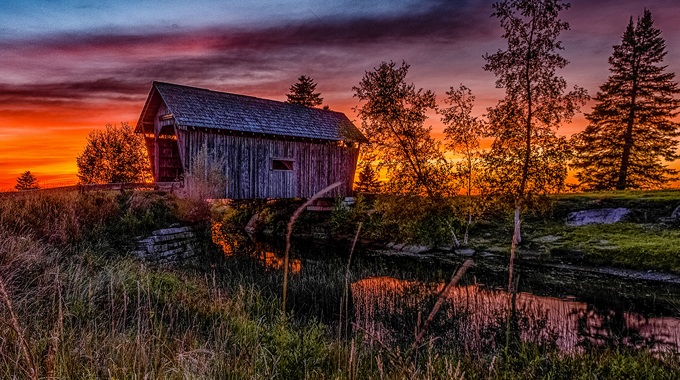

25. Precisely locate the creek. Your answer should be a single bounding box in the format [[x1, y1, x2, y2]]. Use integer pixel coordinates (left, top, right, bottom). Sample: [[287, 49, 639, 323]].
[[210, 227, 680, 354]]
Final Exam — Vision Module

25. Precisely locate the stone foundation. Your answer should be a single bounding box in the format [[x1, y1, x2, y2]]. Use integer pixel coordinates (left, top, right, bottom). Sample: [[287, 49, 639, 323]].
[[133, 226, 198, 262]]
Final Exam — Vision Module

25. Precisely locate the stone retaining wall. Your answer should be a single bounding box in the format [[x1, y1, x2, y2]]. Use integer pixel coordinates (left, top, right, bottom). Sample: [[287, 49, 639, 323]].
[[133, 226, 198, 262]]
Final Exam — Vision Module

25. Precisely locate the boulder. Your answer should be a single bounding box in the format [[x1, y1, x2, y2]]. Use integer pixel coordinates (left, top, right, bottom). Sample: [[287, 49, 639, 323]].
[[671, 205, 680, 220], [566, 208, 629, 227], [245, 213, 259, 233], [535, 235, 560, 243], [402, 244, 430, 254], [455, 248, 475, 256]]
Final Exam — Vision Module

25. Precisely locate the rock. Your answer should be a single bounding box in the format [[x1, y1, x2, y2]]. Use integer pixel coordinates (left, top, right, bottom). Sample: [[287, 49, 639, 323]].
[[488, 246, 507, 253], [566, 208, 630, 227], [392, 243, 405, 251], [402, 245, 430, 254], [671, 205, 680, 220], [245, 213, 259, 233], [152, 226, 193, 236], [455, 248, 475, 256], [535, 235, 560, 243]]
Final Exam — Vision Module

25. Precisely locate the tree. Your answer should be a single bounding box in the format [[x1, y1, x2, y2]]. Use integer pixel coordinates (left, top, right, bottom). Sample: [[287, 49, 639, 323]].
[[353, 61, 452, 197], [15, 171, 39, 190], [286, 75, 324, 107], [572, 10, 680, 190], [483, 0, 587, 289], [76, 122, 151, 184], [354, 162, 382, 193], [441, 85, 486, 244]]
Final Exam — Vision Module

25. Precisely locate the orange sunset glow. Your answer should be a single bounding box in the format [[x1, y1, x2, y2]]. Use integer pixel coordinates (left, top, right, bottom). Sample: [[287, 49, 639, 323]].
[[2, 0, 680, 189]]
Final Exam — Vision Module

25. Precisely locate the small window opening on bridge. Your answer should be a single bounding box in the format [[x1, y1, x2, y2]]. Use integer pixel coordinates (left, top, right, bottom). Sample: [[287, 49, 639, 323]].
[[272, 159, 294, 171]]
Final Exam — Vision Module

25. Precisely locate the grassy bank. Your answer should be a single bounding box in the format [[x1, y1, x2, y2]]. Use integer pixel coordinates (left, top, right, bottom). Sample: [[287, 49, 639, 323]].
[[213, 189, 680, 274], [1, 190, 679, 379]]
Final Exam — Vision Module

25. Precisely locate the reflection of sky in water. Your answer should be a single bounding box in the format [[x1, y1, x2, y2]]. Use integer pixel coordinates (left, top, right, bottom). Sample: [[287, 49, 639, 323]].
[[212, 222, 301, 273], [352, 277, 680, 353]]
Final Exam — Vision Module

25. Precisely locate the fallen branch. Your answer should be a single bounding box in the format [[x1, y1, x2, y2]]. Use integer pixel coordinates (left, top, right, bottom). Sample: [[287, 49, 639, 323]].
[[412, 259, 473, 353]]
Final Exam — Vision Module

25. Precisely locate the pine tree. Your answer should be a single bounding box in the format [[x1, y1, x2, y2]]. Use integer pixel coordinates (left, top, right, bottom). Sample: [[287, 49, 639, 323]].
[[15, 171, 39, 190], [286, 75, 324, 107], [572, 10, 680, 190], [355, 162, 381, 193]]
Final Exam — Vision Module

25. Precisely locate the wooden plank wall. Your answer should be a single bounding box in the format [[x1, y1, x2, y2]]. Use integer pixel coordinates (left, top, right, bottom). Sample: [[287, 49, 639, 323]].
[[176, 129, 359, 199]]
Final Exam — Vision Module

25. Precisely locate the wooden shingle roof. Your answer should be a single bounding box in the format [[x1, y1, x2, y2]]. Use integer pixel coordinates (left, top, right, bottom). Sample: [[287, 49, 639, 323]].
[[136, 81, 368, 143]]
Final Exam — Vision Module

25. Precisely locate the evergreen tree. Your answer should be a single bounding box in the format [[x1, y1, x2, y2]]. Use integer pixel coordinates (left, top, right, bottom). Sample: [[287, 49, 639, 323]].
[[572, 10, 680, 190], [15, 171, 39, 190], [355, 162, 381, 193], [286, 75, 324, 107]]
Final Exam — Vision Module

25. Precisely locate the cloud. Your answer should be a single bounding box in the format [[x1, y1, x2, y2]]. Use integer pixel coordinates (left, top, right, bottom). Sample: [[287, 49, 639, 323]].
[[0, 0, 501, 117], [0, 78, 147, 103]]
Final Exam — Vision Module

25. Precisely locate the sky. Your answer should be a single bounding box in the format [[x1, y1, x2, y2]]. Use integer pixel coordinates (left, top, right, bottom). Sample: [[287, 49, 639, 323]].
[[1, 0, 680, 189]]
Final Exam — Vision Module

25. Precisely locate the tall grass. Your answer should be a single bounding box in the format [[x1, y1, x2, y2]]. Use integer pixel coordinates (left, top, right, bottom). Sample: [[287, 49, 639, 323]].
[[0, 190, 678, 379]]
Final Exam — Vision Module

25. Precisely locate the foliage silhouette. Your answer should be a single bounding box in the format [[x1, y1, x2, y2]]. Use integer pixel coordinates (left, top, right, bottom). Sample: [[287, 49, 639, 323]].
[[441, 84, 486, 243], [286, 75, 324, 107], [482, 0, 588, 253], [76, 122, 151, 184], [15, 171, 39, 190], [353, 61, 452, 197], [354, 162, 381, 193], [572, 10, 680, 190]]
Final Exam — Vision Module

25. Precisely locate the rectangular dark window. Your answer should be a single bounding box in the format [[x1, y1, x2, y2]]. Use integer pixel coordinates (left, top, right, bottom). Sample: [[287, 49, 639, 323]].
[[272, 159, 294, 171]]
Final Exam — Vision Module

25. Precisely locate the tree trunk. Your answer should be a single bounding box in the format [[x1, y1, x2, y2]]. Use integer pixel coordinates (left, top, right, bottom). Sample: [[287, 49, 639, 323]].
[[616, 79, 638, 190]]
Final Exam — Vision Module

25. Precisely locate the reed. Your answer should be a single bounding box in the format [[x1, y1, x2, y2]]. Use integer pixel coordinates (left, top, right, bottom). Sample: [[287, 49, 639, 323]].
[[0, 190, 678, 379], [283, 181, 342, 314]]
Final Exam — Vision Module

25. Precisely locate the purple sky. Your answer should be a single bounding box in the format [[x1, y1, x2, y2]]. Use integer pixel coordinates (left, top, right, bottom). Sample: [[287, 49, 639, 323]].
[[1, 0, 679, 188]]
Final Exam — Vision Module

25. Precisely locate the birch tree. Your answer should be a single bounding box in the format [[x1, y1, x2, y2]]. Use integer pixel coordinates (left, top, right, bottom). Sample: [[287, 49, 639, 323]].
[[483, 0, 587, 287]]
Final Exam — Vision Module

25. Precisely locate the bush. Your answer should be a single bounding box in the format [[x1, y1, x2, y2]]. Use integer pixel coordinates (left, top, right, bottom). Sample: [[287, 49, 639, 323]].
[[373, 195, 461, 246]]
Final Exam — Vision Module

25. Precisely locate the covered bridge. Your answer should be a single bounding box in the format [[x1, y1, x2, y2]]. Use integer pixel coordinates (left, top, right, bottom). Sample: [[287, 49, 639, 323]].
[[135, 81, 367, 199]]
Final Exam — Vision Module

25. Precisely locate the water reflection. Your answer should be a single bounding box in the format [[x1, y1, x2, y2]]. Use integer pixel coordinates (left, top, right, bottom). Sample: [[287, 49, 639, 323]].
[[352, 277, 680, 353], [212, 222, 301, 273], [211, 222, 238, 255]]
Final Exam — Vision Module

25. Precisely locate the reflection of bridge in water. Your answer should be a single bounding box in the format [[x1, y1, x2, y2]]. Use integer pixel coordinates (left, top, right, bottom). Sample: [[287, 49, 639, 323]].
[[352, 277, 680, 353], [212, 222, 301, 273]]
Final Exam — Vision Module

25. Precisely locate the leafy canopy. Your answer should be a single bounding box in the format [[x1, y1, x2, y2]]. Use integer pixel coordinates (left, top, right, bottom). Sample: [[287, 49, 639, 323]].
[[76, 122, 151, 184], [353, 61, 451, 197], [441, 85, 485, 195], [482, 0, 587, 204], [572, 10, 680, 190]]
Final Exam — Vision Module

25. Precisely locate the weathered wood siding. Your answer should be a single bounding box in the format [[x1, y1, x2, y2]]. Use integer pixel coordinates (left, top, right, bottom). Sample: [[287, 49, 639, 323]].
[[176, 129, 359, 199]]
